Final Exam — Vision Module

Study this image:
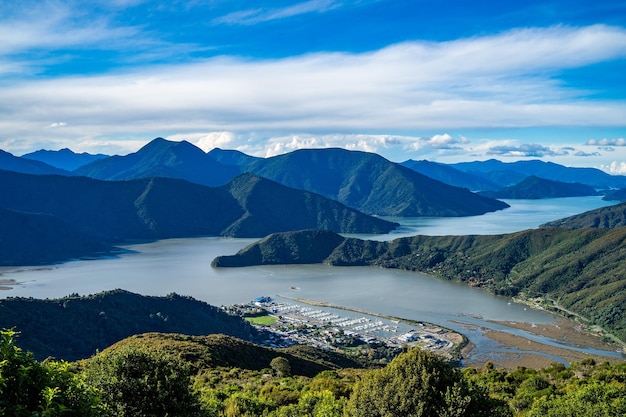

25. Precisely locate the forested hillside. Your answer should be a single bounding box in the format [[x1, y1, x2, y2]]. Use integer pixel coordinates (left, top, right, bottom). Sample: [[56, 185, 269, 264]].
[[213, 228, 626, 342]]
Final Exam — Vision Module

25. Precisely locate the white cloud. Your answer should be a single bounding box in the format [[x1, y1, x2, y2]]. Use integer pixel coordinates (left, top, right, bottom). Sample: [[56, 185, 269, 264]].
[[213, 0, 340, 25], [604, 161, 626, 174], [167, 132, 236, 152], [1, 25, 626, 157], [586, 137, 626, 146]]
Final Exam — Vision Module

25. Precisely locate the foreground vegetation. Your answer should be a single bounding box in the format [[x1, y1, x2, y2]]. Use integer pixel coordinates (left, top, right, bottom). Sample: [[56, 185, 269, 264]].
[[2, 328, 625, 417]]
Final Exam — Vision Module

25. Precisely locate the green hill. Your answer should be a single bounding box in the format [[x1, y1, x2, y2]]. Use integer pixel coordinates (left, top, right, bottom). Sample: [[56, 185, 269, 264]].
[[98, 332, 363, 377], [0, 290, 262, 361], [541, 201, 626, 229], [213, 228, 626, 342]]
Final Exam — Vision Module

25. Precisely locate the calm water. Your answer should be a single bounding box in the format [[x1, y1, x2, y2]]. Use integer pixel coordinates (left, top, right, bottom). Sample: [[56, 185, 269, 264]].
[[1, 196, 622, 363]]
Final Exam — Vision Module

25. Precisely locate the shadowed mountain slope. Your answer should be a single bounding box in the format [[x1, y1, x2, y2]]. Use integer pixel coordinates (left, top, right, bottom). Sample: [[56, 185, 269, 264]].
[[0, 207, 110, 266], [245, 148, 509, 216], [0, 170, 396, 264]]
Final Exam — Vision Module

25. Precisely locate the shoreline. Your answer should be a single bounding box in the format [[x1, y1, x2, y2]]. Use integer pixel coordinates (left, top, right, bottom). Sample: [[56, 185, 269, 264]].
[[280, 295, 625, 369]]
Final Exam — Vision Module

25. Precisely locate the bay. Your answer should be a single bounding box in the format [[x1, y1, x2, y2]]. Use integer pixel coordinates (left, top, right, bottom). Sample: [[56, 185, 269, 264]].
[[0, 196, 622, 363]]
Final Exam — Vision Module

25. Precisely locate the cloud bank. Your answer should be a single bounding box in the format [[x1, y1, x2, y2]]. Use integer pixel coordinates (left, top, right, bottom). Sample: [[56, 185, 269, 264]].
[[1, 24, 625, 160]]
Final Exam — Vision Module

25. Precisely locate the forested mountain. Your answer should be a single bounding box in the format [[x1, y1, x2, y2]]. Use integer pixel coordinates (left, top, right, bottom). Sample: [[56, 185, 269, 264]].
[[208, 147, 263, 167], [0, 170, 396, 264], [74, 138, 240, 187], [213, 228, 626, 342], [400, 159, 500, 191], [541, 201, 626, 229], [451, 159, 626, 189], [22, 148, 108, 171], [478, 175, 600, 199], [243, 148, 509, 216]]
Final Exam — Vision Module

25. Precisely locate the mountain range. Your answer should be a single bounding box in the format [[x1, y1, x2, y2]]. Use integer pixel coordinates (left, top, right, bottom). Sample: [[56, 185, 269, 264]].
[[0, 169, 396, 265], [478, 176, 600, 199]]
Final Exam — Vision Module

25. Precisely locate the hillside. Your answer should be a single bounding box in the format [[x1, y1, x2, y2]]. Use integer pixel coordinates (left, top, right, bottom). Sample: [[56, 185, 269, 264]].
[[0, 170, 395, 264], [245, 148, 509, 216], [213, 228, 626, 342], [0, 290, 262, 361], [0, 207, 110, 265], [478, 175, 600, 199], [99, 332, 363, 377], [541, 201, 626, 229], [74, 138, 240, 187]]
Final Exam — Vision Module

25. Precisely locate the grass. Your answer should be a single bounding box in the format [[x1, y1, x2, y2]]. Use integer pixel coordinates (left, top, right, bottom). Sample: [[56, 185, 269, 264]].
[[245, 315, 277, 326]]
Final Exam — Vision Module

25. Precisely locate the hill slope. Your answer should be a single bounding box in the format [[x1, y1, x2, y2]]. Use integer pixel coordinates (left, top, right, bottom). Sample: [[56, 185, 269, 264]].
[[99, 332, 363, 377], [0, 170, 396, 264], [213, 228, 626, 342], [246, 148, 508, 216], [0, 207, 110, 265], [479, 176, 600, 199], [0, 290, 261, 361], [541, 201, 626, 229]]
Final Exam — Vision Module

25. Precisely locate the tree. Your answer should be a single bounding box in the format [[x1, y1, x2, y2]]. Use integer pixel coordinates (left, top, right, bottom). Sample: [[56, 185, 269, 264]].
[[345, 348, 510, 417], [83, 347, 202, 417], [0, 328, 102, 416], [270, 356, 291, 377]]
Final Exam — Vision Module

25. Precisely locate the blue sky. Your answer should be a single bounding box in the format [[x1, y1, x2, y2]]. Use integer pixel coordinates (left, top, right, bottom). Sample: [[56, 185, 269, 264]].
[[1, 0, 625, 172]]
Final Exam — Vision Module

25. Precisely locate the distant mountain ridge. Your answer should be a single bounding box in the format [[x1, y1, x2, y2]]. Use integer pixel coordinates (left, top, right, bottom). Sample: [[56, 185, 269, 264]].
[[451, 159, 626, 190], [74, 138, 240, 187], [478, 176, 600, 199], [0, 149, 68, 176], [22, 148, 108, 171]]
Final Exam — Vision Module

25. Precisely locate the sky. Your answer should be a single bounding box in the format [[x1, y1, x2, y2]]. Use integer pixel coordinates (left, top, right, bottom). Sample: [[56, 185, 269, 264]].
[[1, 0, 625, 172]]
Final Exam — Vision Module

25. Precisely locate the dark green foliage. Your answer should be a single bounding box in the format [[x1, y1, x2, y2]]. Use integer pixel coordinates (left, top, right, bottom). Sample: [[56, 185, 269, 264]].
[[83, 347, 203, 417], [0, 329, 102, 416], [478, 175, 599, 199], [103, 332, 363, 377], [0, 290, 260, 361], [345, 348, 509, 417]]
